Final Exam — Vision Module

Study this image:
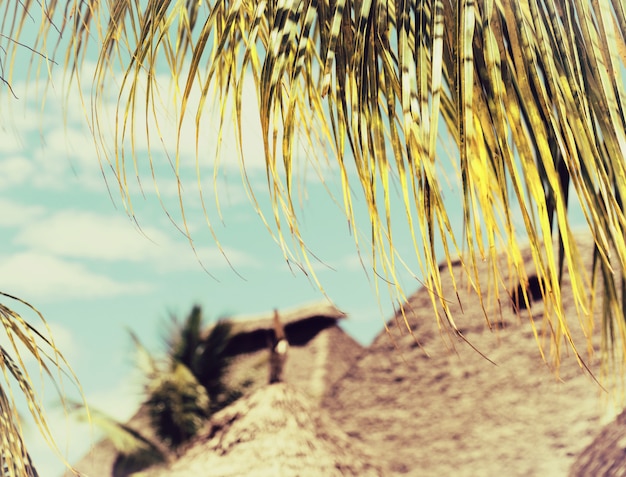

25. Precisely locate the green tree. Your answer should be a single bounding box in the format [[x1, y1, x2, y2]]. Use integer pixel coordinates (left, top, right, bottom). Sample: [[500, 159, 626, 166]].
[[133, 306, 236, 449], [165, 306, 235, 409], [1, 0, 626, 473], [68, 307, 236, 474]]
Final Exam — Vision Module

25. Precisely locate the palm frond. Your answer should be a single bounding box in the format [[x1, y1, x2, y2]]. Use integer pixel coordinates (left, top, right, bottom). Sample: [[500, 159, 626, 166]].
[[195, 320, 233, 403], [131, 308, 234, 448], [161, 307, 233, 401], [69, 400, 168, 475], [68, 401, 166, 460], [146, 362, 210, 449], [0, 293, 82, 475], [129, 329, 160, 382], [0, 386, 39, 477], [167, 305, 203, 370], [4, 0, 626, 369]]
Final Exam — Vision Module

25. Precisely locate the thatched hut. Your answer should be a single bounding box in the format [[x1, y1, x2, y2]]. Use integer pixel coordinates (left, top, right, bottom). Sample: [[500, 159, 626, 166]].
[[134, 383, 385, 476], [66, 302, 362, 477], [222, 302, 360, 400], [323, 236, 607, 476]]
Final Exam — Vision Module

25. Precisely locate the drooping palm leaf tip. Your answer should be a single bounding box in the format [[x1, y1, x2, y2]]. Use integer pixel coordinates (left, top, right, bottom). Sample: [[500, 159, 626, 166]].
[[0, 294, 82, 476], [67, 400, 168, 475], [135, 306, 235, 449], [4, 2, 626, 364]]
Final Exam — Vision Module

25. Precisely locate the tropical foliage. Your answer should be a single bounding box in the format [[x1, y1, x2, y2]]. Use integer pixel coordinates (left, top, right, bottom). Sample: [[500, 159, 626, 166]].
[[144, 362, 210, 449], [132, 306, 236, 449], [164, 306, 236, 409], [68, 306, 237, 473], [0, 294, 79, 477], [68, 402, 168, 476]]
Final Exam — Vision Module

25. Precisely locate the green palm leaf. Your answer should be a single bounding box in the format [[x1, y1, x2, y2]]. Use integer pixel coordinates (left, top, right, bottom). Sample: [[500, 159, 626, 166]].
[[131, 306, 235, 449]]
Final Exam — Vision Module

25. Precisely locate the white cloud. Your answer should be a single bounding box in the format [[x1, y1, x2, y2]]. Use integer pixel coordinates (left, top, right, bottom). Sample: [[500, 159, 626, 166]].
[[336, 252, 374, 272], [278, 250, 372, 275], [0, 154, 43, 192], [159, 244, 260, 273], [0, 199, 46, 227], [39, 322, 81, 367], [104, 70, 270, 174], [122, 169, 252, 209], [0, 124, 28, 154], [4, 59, 336, 212], [15, 210, 171, 262], [1, 74, 109, 192], [0, 155, 35, 188], [31, 127, 104, 190], [13, 209, 259, 271], [4, 67, 274, 200], [0, 131, 102, 193], [0, 252, 151, 301]]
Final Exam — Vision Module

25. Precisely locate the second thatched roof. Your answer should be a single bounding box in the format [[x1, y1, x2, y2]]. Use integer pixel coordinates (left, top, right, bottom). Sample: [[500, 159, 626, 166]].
[[323, 234, 607, 476], [135, 383, 385, 477]]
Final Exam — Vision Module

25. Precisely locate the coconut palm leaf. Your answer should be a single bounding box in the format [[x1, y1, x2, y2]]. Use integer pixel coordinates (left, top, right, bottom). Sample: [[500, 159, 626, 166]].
[[0, 293, 81, 476], [0, 384, 39, 477], [167, 306, 204, 371], [68, 401, 167, 466], [129, 338, 211, 451], [3, 0, 626, 398], [129, 330, 160, 383], [163, 307, 233, 401], [130, 307, 235, 449], [194, 320, 233, 403], [146, 362, 210, 449]]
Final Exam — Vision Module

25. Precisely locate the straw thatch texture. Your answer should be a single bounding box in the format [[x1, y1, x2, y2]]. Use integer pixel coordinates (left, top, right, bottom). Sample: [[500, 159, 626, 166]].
[[225, 302, 347, 338], [135, 383, 384, 476], [323, 235, 608, 476], [570, 410, 626, 476], [67, 241, 616, 477], [226, 322, 362, 400]]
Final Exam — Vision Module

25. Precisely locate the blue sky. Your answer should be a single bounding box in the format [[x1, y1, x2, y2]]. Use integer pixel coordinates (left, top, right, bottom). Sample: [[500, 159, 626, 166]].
[[0, 51, 471, 474]]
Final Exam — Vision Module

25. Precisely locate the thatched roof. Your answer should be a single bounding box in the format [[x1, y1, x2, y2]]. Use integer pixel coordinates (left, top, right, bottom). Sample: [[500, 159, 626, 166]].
[[211, 301, 361, 400], [569, 409, 626, 476], [134, 383, 385, 476], [227, 302, 347, 332], [323, 235, 607, 476], [222, 302, 347, 355], [225, 319, 362, 400]]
